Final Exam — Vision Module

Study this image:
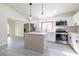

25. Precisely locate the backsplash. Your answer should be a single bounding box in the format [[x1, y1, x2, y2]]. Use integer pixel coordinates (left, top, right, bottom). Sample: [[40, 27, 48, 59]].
[[65, 25, 79, 33]]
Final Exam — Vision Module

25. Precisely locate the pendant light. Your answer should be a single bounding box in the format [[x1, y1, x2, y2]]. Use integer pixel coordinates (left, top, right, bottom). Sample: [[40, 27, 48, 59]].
[[29, 3, 32, 21], [29, 3, 32, 32], [41, 3, 44, 18]]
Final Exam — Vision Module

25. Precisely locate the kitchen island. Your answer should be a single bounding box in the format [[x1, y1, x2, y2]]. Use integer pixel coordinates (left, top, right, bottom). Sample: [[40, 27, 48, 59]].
[[24, 32, 47, 53]]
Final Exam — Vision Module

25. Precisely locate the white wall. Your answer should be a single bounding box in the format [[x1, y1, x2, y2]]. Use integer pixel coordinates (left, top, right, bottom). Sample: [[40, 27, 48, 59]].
[[8, 19, 15, 37], [0, 16, 7, 46], [15, 21, 24, 37], [0, 4, 28, 46], [0, 4, 28, 22], [8, 19, 24, 37]]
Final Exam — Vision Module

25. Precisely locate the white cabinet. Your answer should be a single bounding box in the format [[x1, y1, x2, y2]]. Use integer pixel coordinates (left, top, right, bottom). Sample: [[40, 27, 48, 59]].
[[46, 32, 56, 42], [73, 11, 79, 26], [69, 33, 79, 54], [67, 18, 74, 26]]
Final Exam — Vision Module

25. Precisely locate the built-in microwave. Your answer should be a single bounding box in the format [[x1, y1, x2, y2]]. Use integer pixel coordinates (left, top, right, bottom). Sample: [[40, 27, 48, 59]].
[[56, 21, 67, 26]]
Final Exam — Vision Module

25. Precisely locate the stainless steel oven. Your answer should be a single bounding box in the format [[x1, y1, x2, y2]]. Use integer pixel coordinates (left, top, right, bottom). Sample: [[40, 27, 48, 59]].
[[56, 21, 67, 26], [56, 30, 68, 44]]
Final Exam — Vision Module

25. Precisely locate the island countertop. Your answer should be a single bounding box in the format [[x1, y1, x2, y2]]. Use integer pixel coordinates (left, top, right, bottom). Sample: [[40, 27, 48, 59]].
[[24, 32, 47, 35]]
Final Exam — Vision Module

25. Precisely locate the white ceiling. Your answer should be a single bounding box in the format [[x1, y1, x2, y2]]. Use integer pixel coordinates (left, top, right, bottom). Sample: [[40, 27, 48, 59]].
[[6, 3, 79, 19]]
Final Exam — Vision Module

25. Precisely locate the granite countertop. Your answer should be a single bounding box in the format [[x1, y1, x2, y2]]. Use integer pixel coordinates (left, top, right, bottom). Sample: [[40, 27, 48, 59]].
[[65, 26, 79, 33], [68, 32, 79, 35]]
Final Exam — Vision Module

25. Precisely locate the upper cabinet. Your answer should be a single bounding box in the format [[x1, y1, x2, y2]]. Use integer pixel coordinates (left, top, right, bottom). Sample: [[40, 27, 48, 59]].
[[66, 17, 73, 26], [73, 11, 79, 26]]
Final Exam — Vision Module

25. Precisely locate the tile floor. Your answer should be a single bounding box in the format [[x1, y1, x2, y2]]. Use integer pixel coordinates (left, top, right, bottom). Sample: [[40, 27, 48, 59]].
[[0, 37, 78, 56]]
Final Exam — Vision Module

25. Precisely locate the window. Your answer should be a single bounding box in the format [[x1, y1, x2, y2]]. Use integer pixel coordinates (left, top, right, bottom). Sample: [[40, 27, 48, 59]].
[[41, 21, 53, 32]]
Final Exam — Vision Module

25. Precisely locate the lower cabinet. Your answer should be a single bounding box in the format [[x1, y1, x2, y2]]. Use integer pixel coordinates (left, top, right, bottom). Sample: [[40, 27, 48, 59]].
[[69, 33, 79, 54], [24, 33, 47, 53], [46, 32, 55, 42]]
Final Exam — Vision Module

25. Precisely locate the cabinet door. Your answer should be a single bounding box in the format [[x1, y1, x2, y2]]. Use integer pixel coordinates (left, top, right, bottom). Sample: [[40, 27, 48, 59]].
[[46, 32, 55, 42], [73, 16, 79, 26], [71, 37, 79, 53], [67, 18, 73, 26]]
